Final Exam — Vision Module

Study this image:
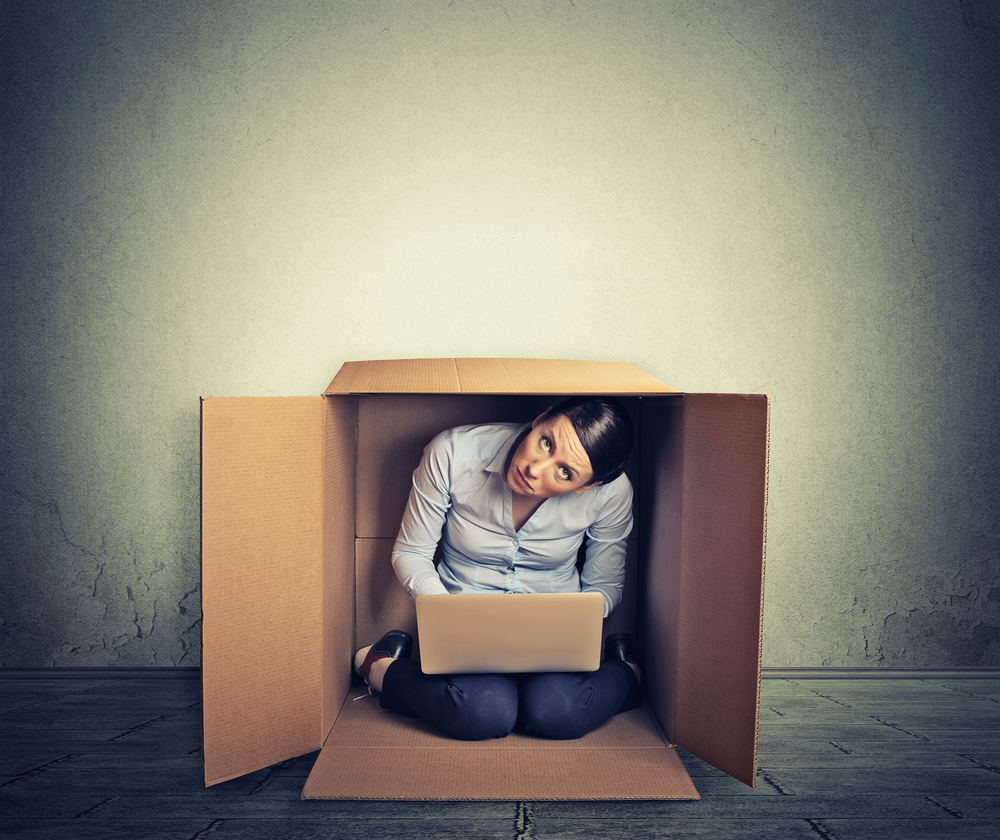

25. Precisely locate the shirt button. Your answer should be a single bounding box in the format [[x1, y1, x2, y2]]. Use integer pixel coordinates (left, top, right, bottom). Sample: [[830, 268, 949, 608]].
[[513, 540, 519, 548]]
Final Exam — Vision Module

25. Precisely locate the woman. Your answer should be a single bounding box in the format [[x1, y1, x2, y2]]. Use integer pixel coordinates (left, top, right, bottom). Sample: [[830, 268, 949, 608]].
[[353, 396, 642, 740]]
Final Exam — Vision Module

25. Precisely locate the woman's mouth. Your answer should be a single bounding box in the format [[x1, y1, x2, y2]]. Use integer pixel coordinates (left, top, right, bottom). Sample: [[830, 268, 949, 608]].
[[515, 467, 532, 491]]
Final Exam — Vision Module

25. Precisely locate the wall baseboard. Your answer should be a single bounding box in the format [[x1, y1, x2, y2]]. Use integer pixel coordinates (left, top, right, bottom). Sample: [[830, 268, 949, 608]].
[[762, 667, 1000, 679], [2, 666, 999, 680]]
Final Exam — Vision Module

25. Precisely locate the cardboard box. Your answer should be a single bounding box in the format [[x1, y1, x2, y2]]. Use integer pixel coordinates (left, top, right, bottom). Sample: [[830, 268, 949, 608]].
[[201, 359, 769, 799]]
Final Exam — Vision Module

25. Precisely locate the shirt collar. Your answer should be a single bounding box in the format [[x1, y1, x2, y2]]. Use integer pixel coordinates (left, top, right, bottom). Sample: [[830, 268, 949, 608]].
[[486, 422, 531, 477]]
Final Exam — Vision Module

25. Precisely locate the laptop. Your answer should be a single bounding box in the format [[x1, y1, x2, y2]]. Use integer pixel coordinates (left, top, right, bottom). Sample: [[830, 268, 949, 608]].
[[415, 591, 606, 674]]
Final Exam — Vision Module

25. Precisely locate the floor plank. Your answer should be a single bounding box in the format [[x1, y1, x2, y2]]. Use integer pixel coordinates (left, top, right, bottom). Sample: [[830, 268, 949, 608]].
[[531, 796, 954, 819], [528, 818, 826, 839], [2, 676, 1000, 840]]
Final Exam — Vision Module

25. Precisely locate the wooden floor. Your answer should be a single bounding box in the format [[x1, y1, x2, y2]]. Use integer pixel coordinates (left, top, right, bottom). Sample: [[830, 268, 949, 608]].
[[2, 674, 999, 839]]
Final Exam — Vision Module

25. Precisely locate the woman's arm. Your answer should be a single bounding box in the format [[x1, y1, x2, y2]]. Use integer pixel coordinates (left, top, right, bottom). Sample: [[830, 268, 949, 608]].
[[391, 429, 453, 602], [580, 476, 634, 617]]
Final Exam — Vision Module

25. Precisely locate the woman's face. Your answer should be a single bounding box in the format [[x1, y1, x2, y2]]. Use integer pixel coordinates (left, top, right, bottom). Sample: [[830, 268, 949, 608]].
[[506, 410, 598, 499]]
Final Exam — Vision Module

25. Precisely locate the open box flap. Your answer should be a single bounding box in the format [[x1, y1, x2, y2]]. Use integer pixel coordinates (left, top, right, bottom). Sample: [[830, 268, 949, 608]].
[[325, 358, 678, 395], [302, 691, 699, 800], [201, 397, 329, 786], [643, 393, 769, 786]]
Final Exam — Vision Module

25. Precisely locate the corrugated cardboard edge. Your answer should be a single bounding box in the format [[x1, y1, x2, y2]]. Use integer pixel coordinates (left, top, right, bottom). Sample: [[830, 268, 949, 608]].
[[750, 394, 771, 786], [325, 358, 678, 395], [731, 394, 770, 787]]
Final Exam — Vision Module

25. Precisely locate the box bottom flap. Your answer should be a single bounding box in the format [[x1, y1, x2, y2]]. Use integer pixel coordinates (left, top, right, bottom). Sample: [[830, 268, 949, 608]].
[[302, 690, 700, 800]]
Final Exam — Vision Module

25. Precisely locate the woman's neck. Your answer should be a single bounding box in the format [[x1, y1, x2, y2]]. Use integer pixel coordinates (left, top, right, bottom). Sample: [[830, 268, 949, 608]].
[[511, 493, 545, 532]]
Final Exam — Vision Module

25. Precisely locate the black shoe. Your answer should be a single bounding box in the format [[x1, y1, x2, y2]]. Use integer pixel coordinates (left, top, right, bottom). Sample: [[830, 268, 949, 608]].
[[604, 633, 640, 670], [605, 633, 643, 712], [354, 630, 413, 686]]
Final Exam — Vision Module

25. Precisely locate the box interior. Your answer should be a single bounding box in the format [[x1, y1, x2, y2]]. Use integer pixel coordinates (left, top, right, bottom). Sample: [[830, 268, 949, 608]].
[[201, 360, 768, 800]]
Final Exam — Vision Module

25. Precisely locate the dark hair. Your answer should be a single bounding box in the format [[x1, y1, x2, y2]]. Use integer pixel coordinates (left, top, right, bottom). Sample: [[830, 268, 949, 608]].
[[543, 396, 634, 485]]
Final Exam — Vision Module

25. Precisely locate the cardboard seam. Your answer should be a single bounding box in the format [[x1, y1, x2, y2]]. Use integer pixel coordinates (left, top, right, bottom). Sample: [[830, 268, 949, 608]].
[[349, 396, 362, 677], [318, 741, 676, 756], [497, 359, 520, 393], [316, 744, 680, 751], [322, 396, 350, 748]]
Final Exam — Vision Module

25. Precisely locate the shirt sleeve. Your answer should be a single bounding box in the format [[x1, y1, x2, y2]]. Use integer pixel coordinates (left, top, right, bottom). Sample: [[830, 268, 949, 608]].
[[391, 429, 453, 602], [580, 475, 634, 617]]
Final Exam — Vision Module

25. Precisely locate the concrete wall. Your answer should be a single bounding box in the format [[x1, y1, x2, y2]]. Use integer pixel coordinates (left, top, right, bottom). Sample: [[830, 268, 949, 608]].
[[2, 0, 998, 667]]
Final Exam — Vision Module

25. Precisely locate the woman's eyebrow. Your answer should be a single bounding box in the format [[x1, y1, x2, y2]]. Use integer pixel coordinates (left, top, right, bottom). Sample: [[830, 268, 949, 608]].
[[548, 428, 580, 475]]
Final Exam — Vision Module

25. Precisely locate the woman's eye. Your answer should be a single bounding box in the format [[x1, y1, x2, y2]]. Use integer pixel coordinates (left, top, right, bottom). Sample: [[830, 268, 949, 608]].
[[560, 467, 571, 480], [540, 437, 551, 450]]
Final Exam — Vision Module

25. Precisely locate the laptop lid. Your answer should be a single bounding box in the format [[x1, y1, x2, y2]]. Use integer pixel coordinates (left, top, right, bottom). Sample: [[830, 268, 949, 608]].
[[415, 592, 605, 674]]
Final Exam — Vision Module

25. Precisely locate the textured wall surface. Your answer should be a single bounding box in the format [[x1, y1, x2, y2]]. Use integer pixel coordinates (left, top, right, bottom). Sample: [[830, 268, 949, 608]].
[[2, 0, 998, 667]]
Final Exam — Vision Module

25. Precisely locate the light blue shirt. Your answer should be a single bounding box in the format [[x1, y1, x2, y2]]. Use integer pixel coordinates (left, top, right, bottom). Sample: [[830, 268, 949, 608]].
[[391, 422, 633, 617]]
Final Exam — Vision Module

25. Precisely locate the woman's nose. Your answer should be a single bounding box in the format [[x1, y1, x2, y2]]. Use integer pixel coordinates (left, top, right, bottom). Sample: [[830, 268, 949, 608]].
[[527, 457, 551, 477]]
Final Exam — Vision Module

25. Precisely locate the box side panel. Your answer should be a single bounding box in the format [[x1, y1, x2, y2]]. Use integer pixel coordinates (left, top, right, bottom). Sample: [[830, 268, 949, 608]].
[[201, 397, 325, 786], [322, 396, 358, 739], [639, 399, 686, 742], [672, 394, 769, 786]]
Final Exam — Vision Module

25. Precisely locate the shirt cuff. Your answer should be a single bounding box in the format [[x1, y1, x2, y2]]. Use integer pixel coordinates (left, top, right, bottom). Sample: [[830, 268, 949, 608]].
[[406, 572, 450, 601], [581, 586, 614, 618]]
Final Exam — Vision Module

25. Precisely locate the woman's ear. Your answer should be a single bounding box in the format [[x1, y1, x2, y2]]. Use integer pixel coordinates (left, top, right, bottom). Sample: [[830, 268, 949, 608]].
[[572, 481, 601, 495]]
